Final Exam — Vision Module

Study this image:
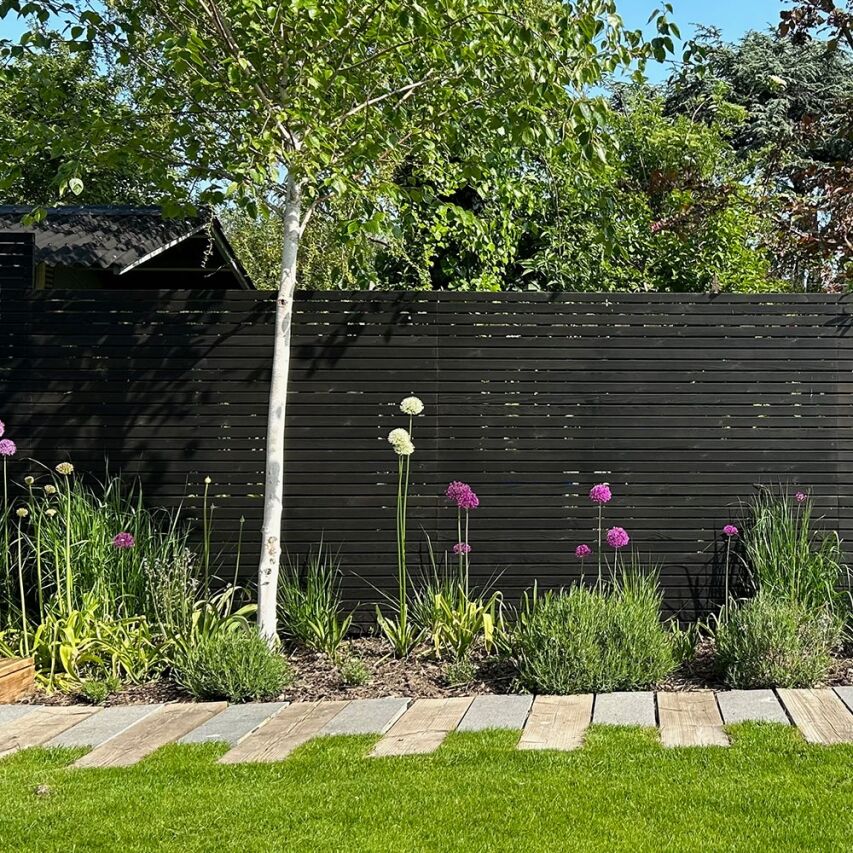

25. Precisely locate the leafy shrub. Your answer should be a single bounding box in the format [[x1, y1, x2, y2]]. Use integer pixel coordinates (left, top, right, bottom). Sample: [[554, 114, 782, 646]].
[[744, 489, 849, 614], [173, 630, 292, 702], [337, 653, 370, 687], [278, 544, 352, 655], [512, 572, 684, 694], [716, 591, 843, 688]]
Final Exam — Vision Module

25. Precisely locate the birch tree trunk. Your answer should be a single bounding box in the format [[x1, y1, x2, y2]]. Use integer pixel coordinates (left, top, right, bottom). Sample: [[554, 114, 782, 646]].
[[257, 175, 302, 641]]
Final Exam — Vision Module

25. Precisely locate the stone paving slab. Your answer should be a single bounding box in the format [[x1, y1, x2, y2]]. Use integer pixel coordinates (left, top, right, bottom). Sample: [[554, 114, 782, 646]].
[[179, 702, 287, 746], [717, 690, 789, 725], [834, 687, 853, 715], [0, 705, 43, 727], [593, 692, 655, 727], [48, 704, 164, 748], [320, 697, 410, 735], [457, 695, 532, 732]]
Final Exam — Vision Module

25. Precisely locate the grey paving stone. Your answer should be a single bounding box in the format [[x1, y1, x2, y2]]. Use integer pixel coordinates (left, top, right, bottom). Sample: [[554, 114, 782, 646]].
[[717, 690, 789, 725], [320, 698, 410, 735], [457, 695, 532, 732], [178, 702, 286, 746], [0, 705, 42, 727], [834, 687, 853, 715], [593, 692, 656, 727], [47, 704, 163, 748]]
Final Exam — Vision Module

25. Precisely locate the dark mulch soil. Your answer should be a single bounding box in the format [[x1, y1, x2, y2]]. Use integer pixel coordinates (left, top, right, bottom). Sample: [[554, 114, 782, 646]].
[[282, 638, 518, 702], [25, 680, 194, 707]]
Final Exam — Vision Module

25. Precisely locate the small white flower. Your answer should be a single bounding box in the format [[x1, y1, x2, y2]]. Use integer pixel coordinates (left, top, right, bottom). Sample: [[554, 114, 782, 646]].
[[400, 396, 424, 416], [16, 507, 28, 518], [24, 476, 34, 486], [45, 508, 57, 517], [44, 484, 57, 495], [55, 462, 74, 476], [204, 476, 212, 485]]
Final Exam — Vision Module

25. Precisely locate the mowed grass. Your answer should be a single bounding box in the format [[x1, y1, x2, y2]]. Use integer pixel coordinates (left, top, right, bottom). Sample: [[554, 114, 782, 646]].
[[1, 725, 851, 852]]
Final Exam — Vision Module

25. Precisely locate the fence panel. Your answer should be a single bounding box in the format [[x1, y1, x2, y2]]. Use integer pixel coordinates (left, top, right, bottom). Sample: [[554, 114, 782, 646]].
[[2, 289, 850, 618]]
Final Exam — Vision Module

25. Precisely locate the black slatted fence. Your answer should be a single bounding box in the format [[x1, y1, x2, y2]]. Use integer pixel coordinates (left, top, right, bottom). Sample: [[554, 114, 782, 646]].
[[2, 289, 851, 618]]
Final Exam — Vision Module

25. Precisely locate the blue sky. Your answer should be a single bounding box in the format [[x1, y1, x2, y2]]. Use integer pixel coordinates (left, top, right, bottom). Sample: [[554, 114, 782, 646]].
[[0, 1, 785, 51]]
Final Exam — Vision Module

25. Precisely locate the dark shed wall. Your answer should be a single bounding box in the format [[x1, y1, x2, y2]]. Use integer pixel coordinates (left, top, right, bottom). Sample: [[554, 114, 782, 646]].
[[0, 290, 850, 619]]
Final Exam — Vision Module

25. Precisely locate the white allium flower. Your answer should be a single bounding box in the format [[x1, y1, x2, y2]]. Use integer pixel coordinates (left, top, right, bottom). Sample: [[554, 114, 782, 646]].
[[400, 396, 424, 416], [15, 507, 28, 518], [388, 428, 415, 456], [393, 438, 415, 456], [388, 427, 411, 446], [55, 462, 74, 476], [44, 484, 57, 495], [45, 508, 57, 517], [24, 476, 34, 486]]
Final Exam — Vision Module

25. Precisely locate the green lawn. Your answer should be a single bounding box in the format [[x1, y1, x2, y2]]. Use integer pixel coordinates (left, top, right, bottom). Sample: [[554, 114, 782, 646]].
[[1, 725, 851, 852]]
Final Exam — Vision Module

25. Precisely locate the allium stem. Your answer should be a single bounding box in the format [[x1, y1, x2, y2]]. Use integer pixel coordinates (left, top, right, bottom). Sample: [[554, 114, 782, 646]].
[[16, 517, 28, 655], [597, 504, 603, 587], [724, 536, 731, 621], [464, 510, 470, 597], [64, 478, 72, 613]]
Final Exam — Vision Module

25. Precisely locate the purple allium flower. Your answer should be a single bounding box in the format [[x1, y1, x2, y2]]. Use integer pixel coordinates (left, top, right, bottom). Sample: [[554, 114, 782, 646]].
[[112, 532, 135, 549], [445, 481, 479, 510], [795, 491, 807, 504], [0, 439, 16, 457], [575, 544, 592, 559], [452, 542, 472, 555], [589, 483, 612, 504], [723, 524, 739, 537], [606, 526, 629, 549]]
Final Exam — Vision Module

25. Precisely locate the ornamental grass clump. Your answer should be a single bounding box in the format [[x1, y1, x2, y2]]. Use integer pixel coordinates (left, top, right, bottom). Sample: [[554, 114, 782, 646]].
[[742, 488, 848, 615], [277, 541, 352, 656], [513, 567, 684, 694], [716, 590, 842, 689]]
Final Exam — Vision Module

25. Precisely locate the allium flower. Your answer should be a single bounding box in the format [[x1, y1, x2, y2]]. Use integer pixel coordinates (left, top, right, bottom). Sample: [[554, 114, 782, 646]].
[[24, 476, 34, 486], [204, 476, 212, 485], [606, 526, 630, 549], [393, 438, 415, 456], [575, 544, 591, 558], [795, 491, 807, 504], [112, 532, 135, 549], [452, 542, 472, 555], [45, 508, 57, 518], [0, 439, 16, 457], [445, 481, 479, 510], [589, 483, 612, 504], [55, 462, 74, 475], [723, 524, 739, 537], [400, 396, 424, 416], [44, 484, 56, 495], [15, 507, 28, 518], [388, 427, 410, 446]]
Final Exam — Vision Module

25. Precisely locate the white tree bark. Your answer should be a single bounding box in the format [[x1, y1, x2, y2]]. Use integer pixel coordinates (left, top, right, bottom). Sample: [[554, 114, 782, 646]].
[[257, 175, 302, 641]]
